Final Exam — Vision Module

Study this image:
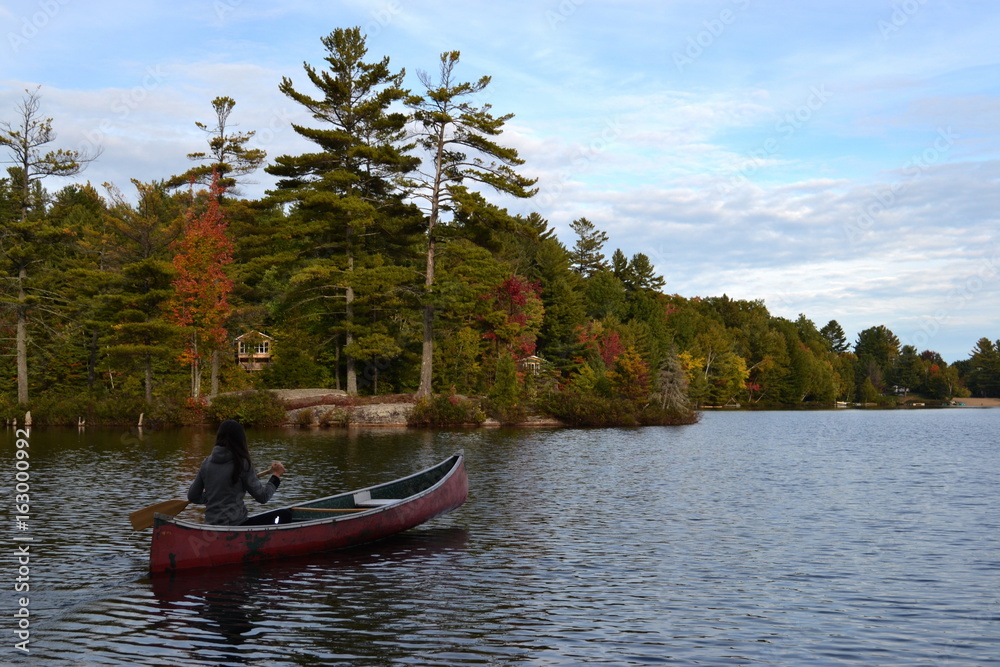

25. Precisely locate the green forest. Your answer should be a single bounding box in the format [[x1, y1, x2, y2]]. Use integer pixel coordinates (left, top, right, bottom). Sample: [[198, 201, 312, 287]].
[[2, 29, 999, 427]]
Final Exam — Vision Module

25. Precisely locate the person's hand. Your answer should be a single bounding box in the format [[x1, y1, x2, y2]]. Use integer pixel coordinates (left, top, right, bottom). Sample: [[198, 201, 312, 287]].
[[271, 461, 285, 478]]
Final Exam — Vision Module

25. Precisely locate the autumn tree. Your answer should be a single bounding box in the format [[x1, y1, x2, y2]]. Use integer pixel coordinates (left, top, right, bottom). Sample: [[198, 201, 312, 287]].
[[608, 346, 651, 402], [479, 274, 544, 358], [168, 175, 233, 398], [406, 50, 537, 397]]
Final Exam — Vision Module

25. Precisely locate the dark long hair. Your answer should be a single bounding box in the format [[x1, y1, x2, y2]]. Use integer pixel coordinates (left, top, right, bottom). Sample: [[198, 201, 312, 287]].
[[216, 419, 252, 485]]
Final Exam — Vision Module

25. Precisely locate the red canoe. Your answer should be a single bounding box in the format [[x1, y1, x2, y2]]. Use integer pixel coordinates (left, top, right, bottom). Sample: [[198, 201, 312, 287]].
[[149, 454, 467, 573]]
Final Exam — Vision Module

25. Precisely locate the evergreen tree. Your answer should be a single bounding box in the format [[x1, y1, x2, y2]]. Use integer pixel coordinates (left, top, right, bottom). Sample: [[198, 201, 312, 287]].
[[267, 27, 417, 394], [610, 248, 629, 283], [967, 338, 1000, 397], [855, 325, 900, 392], [532, 237, 585, 364], [568, 217, 609, 277], [892, 345, 924, 394], [46, 183, 114, 392], [584, 269, 626, 320], [627, 253, 666, 293], [406, 50, 537, 397], [102, 180, 184, 402], [820, 319, 849, 353], [167, 96, 266, 194], [0, 88, 98, 403]]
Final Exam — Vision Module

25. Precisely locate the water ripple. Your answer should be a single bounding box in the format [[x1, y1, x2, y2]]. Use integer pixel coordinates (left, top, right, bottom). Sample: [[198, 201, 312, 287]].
[[4, 410, 999, 664]]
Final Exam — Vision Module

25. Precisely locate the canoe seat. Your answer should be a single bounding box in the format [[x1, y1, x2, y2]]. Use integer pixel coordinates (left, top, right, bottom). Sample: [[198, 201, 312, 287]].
[[356, 499, 400, 507], [353, 490, 401, 507]]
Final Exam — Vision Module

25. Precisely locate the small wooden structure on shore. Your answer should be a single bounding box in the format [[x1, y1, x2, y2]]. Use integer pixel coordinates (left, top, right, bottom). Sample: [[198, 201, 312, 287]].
[[236, 331, 274, 371]]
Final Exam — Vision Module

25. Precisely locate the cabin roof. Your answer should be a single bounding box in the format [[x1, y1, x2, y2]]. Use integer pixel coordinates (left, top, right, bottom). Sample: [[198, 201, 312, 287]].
[[235, 330, 273, 341]]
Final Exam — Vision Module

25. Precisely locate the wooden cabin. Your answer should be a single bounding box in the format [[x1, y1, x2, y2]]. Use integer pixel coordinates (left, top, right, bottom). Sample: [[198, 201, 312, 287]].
[[517, 355, 544, 375], [235, 331, 273, 371]]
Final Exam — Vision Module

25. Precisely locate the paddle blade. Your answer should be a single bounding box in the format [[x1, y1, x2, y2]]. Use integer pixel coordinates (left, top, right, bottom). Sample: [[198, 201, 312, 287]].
[[129, 499, 189, 530]]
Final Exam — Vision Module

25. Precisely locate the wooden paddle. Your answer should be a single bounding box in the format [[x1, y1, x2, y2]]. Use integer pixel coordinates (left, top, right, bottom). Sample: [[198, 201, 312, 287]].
[[129, 467, 273, 530]]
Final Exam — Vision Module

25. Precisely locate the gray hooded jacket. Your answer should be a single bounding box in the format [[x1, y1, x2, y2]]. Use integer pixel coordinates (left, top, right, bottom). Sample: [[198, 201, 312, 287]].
[[187, 445, 281, 525]]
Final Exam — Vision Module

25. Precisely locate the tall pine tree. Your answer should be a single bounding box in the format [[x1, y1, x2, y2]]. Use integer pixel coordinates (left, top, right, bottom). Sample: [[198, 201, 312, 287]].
[[406, 50, 537, 397], [267, 27, 417, 394], [0, 87, 97, 403], [167, 96, 266, 194], [568, 217, 609, 277]]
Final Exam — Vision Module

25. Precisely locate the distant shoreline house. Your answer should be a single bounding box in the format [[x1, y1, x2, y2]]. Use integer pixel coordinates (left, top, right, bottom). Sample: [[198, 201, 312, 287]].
[[517, 355, 544, 375], [236, 331, 273, 371]]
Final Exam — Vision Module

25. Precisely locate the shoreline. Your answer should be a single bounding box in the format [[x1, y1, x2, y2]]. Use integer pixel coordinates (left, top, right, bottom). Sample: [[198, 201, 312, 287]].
[[271, 389, 1000, 428], [9, 390, 998, 430], [945, 397, 1000, 407], [272, 389, 565, 428]]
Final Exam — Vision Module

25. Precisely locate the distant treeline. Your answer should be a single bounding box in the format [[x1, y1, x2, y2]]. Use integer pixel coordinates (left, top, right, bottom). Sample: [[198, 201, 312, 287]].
[[2, 29, 997, 426]]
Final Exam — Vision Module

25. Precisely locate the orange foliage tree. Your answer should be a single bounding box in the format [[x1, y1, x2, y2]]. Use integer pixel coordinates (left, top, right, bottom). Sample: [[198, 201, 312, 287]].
[[168, 174, 233, 398]]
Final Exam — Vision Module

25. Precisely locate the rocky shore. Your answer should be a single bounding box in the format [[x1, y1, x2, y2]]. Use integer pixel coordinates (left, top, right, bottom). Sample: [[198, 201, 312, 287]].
[[268, 389, 563, 428]]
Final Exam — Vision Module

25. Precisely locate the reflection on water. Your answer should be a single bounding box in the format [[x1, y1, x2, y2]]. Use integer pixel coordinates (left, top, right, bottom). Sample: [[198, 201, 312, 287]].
[[148, 528, 469, 654], [4, 410, 999, 665]]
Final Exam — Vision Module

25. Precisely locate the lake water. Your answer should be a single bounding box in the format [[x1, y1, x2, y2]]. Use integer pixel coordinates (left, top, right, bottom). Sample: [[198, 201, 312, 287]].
[[3, 409, 999, 665]]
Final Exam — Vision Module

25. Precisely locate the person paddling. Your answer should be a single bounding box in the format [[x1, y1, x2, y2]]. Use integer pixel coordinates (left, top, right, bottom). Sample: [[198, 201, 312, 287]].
[[188, 419, 285, 525]]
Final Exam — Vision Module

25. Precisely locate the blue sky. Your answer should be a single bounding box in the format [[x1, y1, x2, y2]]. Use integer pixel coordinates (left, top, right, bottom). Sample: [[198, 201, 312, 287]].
[[1, 0, 998, 362]]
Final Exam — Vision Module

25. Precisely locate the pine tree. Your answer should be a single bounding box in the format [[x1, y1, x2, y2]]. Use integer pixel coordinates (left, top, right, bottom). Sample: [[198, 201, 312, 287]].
[[627, 253, 666, 292], [967, 338, 1000, 397], [102, 180, 184, 402], [0, 87, 98, 403], [267, 27, 416, 394], [820, 319, 849, 353], [46, 183, 114, 393], [568, 217, 609, 277], [855, 325, 900, 392], [406, 50, 537, 398], [532, 237, 585, 364], [167, 96, 266, 194]]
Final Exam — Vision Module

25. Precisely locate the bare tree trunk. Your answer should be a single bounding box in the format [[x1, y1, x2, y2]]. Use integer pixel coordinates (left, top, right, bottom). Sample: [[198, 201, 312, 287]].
[[415, 129, 446, 400], [345, 224, 358, 394], [191, 335, 201, 399], [416, 236, 435, 398], [333, 340, 341, 391], [144, 357, 153, 404], [210, 349, 220, 397], [87, 330, 98, 389], [16, 268, 28, 405]]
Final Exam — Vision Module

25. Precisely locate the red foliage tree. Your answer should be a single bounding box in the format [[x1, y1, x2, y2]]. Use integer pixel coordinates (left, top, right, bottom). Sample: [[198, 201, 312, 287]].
[[479, 275, 544, 358], [168, 174, 233, 398], [575, 321, 624, 368]]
